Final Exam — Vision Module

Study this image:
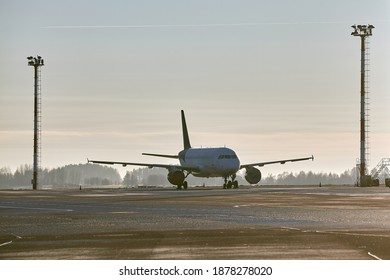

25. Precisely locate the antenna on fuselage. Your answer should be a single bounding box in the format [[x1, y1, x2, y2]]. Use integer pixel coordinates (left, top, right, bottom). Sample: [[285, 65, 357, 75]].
[[181, 110, 192, 149]]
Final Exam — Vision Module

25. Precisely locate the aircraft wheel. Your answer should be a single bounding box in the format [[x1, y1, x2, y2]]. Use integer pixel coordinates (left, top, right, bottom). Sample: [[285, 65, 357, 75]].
[[227, 181, 233, 189], [233, 181, 239, 189], [183, 181, 188, 190], [176, 185, 182, 190]]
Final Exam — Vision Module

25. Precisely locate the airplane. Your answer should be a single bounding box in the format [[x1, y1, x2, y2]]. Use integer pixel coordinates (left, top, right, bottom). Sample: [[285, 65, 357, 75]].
[[88, 110, 314, 189]]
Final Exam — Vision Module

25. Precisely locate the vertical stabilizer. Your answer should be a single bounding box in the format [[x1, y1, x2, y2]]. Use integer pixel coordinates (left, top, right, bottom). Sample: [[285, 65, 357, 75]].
[[181, 110, 191, 149]]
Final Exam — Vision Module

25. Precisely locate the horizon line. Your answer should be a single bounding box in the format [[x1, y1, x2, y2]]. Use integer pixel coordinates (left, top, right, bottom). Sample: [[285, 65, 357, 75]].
[[41, 20, 390, 29]]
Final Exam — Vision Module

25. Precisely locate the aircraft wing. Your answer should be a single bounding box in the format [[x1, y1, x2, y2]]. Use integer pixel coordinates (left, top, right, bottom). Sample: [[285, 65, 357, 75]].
[[240, 155, 314, 169], [87, 159, 199, 173]]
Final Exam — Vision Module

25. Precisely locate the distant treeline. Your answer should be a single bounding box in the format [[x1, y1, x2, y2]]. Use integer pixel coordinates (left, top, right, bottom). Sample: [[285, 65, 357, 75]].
[[0, 164, 121, 188], [261, 170, 358, 185], [1, 164, 360, 189]]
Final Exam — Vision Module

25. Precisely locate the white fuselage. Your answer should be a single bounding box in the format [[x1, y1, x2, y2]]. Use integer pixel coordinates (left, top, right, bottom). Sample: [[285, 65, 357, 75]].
[[179, 147, 240, 178]]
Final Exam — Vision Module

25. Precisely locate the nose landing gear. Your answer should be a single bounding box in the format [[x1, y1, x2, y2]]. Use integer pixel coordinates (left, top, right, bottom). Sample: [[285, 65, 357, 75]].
[[223, 175, 239, 189]]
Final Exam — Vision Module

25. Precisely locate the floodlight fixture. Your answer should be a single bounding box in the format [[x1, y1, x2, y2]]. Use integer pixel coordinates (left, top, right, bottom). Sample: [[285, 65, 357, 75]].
[[351, 24, 375, 37], [27, 56, 44, 67]]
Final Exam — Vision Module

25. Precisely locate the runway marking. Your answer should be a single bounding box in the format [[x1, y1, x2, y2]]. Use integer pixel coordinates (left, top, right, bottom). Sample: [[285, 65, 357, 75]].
[[0, 205, 73, 212], [280, 227, 390, 238], [280, 226, 301, 231], [316, 231, 390, 238], [0, 241, 13, 247], [234, 204, 250, 208], [70, 193, 153, 197], [109, 212, 137, 214], [368, 252, 382, 260], [93, 234, 136, 238], [281, 227, 386, 260], [0, 234, 21, 248], [234, 204, 267, 208]]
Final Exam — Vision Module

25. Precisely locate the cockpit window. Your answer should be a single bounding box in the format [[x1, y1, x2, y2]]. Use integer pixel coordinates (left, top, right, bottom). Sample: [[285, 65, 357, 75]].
[[218, 155, 238, 159]]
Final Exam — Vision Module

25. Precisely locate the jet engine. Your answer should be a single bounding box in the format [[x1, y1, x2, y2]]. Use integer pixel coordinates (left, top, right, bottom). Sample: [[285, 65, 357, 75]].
[[167, 170, 185, 186], [245, 167, 262, 184]]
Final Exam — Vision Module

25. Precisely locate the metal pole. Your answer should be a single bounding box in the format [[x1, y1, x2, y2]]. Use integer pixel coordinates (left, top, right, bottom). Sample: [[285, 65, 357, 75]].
[[33, 65, 38, 190], [351, 24, 374, 186], [360, 35, 366, 179], [28, 56, 43, 190]]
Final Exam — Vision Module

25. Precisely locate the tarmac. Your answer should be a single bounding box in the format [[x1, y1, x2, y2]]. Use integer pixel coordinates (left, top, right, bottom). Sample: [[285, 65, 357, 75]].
[[1, 185, 389, 259]]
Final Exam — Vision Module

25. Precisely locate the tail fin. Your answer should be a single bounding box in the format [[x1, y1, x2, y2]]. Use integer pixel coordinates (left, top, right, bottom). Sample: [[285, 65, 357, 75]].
[[181, 110, 191, 149]]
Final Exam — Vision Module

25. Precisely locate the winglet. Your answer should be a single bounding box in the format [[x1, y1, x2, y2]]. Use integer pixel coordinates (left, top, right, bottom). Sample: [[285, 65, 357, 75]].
[[181, 110, 191, 149]]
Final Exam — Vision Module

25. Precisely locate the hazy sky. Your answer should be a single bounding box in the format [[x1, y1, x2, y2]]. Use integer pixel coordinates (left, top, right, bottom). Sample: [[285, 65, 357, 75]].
[[1, 0, 389, 177]]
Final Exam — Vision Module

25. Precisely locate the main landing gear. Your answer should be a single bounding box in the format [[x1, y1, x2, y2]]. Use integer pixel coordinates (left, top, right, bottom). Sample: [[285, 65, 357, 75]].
[[223, 175, 239, 189]]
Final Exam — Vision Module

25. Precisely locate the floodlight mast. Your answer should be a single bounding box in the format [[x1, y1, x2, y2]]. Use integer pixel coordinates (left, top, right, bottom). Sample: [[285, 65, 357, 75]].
[[27, 56, 44, 190], [351, 24, 374, 186]]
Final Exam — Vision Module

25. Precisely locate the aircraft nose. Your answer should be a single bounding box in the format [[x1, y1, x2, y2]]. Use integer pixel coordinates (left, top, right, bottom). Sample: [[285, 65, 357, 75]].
[[228, 158, 240, 173]]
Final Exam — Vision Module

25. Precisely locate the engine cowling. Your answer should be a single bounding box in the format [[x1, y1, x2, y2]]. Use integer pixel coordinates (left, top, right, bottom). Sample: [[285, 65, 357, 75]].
[[167, 170, 185, 186], [245, 167, 262, 184]]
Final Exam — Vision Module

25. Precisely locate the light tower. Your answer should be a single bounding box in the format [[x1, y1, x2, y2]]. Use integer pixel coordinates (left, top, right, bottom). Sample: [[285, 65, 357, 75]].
[[27, 56, 44, 190], [351, 24, 374, 186]]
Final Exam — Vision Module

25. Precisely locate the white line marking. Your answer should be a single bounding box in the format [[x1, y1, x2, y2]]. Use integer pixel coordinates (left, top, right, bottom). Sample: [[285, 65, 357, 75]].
[[368, 252, 382, 260], [280, 227, 390, 238], [280, 227, 301, 231], [109, 212, 136, 214], [0, 205, 73, 212], [0, 241, 13, 247], [317, 230, 390, 238], [234, 204, 250, 208]]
